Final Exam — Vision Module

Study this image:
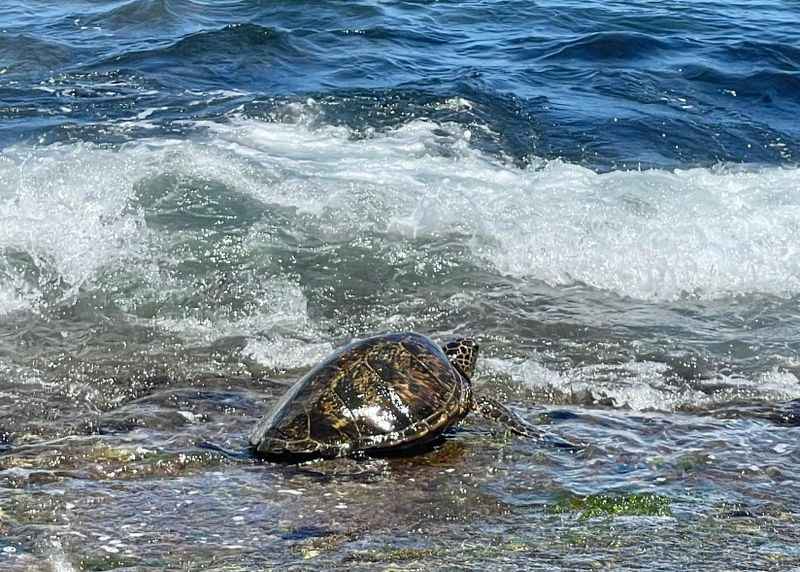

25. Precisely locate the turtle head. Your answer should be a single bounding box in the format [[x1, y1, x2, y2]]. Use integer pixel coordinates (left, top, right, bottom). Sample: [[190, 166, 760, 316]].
[[442, 338, 479, 380]]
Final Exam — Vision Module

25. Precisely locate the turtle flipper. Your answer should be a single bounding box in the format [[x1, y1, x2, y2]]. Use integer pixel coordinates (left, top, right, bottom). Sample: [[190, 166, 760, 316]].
[[475, 396, 579, 450]]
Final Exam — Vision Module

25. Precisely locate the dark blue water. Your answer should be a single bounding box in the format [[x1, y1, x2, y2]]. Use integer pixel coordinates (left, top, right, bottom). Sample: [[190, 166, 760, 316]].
[[2, 2, 800, 570], [2, 0, 799, 169]]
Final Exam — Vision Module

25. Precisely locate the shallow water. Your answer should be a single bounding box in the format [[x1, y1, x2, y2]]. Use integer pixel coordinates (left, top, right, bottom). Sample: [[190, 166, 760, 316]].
[[1, 1, 800, 570]]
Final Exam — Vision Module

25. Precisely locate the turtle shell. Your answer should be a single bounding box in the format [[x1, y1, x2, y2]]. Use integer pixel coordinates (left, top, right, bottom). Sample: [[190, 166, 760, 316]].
[[249, 332, 473, 458]]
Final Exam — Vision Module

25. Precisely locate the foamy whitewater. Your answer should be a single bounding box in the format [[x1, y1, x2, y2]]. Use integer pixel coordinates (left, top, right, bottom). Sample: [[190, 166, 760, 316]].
[[3, 116, 799, 316], [2, 1, 800, 569]]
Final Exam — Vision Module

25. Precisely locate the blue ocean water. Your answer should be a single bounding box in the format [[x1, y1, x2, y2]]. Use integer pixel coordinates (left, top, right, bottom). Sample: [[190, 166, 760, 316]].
[[2, 0, 799, 168], [1, 1, 800, 570]]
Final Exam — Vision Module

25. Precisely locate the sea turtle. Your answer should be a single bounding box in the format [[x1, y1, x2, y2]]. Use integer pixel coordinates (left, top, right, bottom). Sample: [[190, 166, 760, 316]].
[[249, 332, 564, 459]]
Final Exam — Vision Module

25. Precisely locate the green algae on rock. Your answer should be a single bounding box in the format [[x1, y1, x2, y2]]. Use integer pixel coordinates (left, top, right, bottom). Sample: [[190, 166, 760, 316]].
[[552, 493, 672, 520]]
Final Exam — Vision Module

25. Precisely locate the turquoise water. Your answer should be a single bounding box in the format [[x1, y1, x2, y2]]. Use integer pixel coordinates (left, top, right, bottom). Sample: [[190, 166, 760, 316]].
[[1, 1, 799, 569]]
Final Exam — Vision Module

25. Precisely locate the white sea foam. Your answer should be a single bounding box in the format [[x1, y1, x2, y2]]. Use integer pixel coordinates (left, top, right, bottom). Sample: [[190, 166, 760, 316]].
[[168, 276, 307, 330], [198, 116, 800, 300], [0, 143, 151, 308], [1, 115, 799, 324], [485, 356, 800, 411], [151, 276, 322, 359], [242, 336, 334, 371], [0, 273, 39, 316]]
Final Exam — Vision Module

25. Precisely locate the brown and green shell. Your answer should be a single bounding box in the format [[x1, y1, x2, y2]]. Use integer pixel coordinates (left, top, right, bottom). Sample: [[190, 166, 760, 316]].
[[249, 332, 474, 458]]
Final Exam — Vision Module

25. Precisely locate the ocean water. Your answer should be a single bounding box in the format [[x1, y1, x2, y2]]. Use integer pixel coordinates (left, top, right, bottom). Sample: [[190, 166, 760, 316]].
[[1, 1, 800, 569]]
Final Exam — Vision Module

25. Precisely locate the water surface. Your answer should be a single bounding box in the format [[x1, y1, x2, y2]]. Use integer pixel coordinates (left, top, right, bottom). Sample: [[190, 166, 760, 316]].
[[1, 1, 800, 569]]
